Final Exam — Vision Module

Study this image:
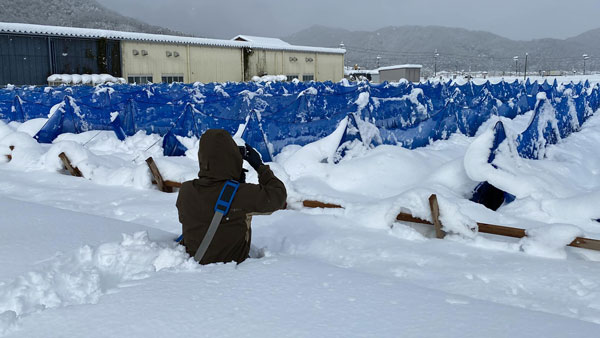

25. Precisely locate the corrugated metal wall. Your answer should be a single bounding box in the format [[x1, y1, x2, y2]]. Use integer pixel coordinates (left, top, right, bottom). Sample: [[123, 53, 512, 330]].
[[0, 34, 121, 86], [0, 34, 50, 86], [51, 38, 121, 76]]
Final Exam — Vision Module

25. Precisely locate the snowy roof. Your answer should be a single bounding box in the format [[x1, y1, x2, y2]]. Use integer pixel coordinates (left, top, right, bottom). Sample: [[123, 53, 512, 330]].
[[344, 69, 379, 75], [0, 22, 345, 54], [232, 35, 291, 47], [378, 64, 423, 71]]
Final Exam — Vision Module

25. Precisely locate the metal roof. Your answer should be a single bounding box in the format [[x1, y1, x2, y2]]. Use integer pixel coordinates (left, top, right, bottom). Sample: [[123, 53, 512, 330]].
[[232, 35, 291, 47], [0, 22, 345, 54]]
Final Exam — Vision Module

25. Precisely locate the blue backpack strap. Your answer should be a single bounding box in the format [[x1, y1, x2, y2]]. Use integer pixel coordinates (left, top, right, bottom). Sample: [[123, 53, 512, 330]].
[[193, 180, 240, 262], [176, 180, 240, 250], [214, 180, 240, 214]]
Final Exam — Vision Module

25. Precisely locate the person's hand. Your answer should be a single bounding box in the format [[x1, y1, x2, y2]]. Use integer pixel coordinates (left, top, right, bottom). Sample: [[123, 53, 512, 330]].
[[245, 143, 263, 170]]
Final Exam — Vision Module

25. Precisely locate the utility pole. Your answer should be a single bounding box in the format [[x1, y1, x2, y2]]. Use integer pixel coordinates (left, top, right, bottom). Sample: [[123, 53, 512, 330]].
[[434, 49, 439, 77], [513, 56, 519, 77], [524, 53, 528, 81], [583, 54, 590, 75], [376, 55, 381, 69]]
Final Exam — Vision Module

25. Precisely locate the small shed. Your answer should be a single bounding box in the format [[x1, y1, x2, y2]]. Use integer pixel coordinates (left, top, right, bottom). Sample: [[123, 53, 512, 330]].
[[378, 64, 422, 83]]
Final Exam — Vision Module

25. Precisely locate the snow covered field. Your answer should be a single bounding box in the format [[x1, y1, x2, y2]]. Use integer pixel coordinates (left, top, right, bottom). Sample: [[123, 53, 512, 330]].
[[1, 79, 600, 337]]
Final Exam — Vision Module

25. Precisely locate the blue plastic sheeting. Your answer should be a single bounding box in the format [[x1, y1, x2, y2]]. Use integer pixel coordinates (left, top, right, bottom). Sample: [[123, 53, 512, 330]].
[[517, 88, 596, 159], [1, 80, 598, 161], [162, 130, 188, 157], [34, 96, 98, 143], [110, 114, 127, 141], [10, 96, 25, 122], [242, 111, 273, 163]]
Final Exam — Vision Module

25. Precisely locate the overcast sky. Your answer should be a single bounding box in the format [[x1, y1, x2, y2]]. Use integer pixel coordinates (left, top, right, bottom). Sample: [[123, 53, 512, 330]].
[[96, 0, 600, 41]]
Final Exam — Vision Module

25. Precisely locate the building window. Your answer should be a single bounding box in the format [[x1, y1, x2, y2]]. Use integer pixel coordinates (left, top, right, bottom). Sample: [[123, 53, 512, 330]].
[[161, 75, 184, 83], [127, 75, 153, 84], [287, 74, 298, 81], [302, 74, 314, 82]]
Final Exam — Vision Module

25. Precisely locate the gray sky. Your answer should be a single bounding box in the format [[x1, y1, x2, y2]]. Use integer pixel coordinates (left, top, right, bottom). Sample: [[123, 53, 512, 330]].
[[96, 0, 600, 41]]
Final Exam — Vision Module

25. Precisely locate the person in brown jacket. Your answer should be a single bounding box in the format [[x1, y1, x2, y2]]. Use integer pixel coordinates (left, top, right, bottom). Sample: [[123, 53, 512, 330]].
[[176, 129, 287, 265]]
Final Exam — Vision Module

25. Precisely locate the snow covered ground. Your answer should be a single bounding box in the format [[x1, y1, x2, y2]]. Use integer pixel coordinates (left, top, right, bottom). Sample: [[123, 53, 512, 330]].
[[1, 79, 600, 336]]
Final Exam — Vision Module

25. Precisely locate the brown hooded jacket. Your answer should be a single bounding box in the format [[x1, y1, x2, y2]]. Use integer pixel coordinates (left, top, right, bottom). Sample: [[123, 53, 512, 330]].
[[176, 129, 287, 264]]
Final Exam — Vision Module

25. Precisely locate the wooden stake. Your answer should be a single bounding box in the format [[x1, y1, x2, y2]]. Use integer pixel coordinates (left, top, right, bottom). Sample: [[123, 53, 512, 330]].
[[146, 157, 172, 193], [58, 152, 83, 177], [145, 157, 182, 192], [428, 194, 446, 239]]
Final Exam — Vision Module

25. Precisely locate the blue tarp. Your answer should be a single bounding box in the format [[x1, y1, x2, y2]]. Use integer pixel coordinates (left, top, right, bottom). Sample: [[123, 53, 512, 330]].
[[0, 80, 597, 161]]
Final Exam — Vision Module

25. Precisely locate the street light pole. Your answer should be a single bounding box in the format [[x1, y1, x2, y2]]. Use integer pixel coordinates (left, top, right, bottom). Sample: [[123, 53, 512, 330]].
[[340, 41, 346, 68], [376, 55, 381, 69], [434, 49, 439, 77], [583, 54, 589, 75], [524, 53, 528, 81]]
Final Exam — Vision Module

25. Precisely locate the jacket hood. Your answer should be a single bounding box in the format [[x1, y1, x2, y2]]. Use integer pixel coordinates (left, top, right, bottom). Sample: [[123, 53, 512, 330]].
[[198, 129, 242, 181]]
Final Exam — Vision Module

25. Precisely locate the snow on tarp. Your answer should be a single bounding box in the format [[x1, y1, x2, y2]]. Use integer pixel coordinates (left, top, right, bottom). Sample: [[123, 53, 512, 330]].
[[469, 121, 516, 210], [10, 96, 25, 123], [333, 113, 363, 163], [34, 96, 94, 143], [1, 79, 598, 161]]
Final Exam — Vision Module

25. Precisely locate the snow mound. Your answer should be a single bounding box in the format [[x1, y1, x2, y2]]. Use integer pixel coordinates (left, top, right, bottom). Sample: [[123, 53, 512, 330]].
[[0, 232, 196, 335], [520, 224, 583, 259]]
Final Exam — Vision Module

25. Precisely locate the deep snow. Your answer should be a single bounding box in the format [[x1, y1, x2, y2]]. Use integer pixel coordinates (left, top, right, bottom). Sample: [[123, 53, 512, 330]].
[[1, 77, 600, 337]]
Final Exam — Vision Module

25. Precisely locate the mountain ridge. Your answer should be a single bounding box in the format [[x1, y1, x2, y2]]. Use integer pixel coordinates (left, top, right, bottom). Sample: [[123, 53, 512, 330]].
[[0, 0, 184, 36], [284, 25, 600, 74]]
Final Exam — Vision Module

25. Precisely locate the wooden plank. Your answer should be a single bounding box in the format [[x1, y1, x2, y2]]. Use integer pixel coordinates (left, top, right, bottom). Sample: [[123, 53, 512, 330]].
[[164, 180, 182, 188], [428, 194, 446, 239], [396, 213, 433, 225], [302, 198, 600, 252], [477, 222, 526, 238], [302, 200, 343, 209], [569, 237, 600, 251], [58, 152, 83, 177], [153, 179, 182, 188], [145, 157, 173, 193]]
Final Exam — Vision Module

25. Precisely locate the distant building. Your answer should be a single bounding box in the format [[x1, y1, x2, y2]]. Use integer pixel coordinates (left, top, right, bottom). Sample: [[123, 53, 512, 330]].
[[231, 35, 343, 83], [344, 64, 422, 83], [378, 64, 422, 83], [0, 22, 345, 86]]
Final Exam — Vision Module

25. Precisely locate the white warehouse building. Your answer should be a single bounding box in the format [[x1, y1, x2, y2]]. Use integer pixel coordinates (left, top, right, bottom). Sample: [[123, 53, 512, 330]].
[[0, 22, 346, 86]]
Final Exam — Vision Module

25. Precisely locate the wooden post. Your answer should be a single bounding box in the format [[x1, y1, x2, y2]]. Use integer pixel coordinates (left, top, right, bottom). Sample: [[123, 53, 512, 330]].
[[146, 157, 172, 193], [428, 194, 446, 239], [145, 157, 182, 192], [5, 145, 14, 161], [58, 152, 83, 177]]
